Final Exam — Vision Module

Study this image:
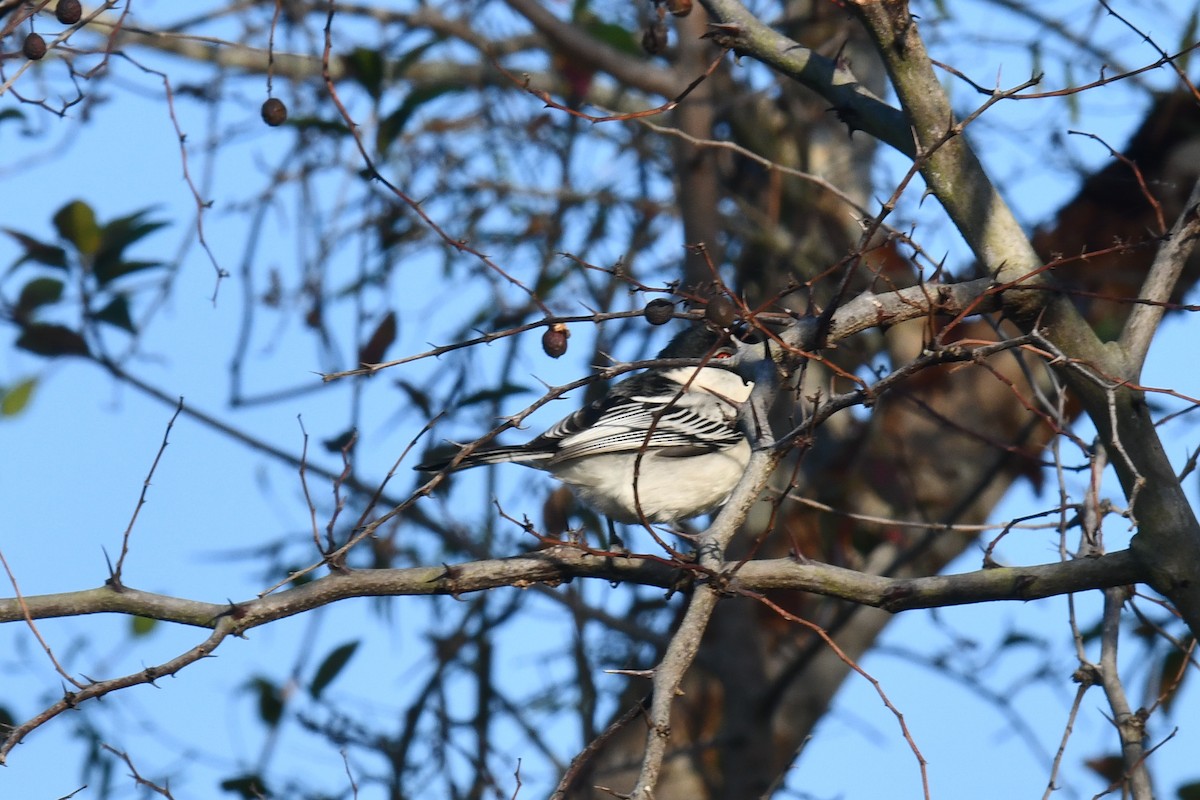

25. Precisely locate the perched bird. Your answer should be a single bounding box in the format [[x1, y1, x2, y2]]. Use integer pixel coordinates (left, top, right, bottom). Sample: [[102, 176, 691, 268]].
[[415, 325, 755, 525]]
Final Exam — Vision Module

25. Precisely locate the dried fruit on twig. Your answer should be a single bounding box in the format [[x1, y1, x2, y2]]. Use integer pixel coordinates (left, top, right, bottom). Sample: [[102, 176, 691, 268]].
[[641, 20, 668, 55], [643, 298, 675, 326], [22, 33, 47, 61], [705, 295, 737, 327], [261, 97, 288, 127], [542, 323, 570, 358], [55, 0, 82, 25]]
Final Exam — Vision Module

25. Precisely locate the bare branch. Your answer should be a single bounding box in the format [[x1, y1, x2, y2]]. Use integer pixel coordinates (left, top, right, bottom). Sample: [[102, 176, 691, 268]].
[[1096, 588, 1153, 799], [1121, 177, 1200, 373], [698, 0, 913, 155], [0, 547, 1146, 630]]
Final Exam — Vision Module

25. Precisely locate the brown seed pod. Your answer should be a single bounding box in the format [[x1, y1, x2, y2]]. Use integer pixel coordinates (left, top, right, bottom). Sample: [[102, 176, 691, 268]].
[[641, 20, 668, 55], [665, 0, 693, 16], [542, 323, 570, 359], [22, 33, 47, 61], [261, 97, 288, 127], [55, 0, 82, 25], [704, 295, 738, 328], [643, 298, 675, 326]]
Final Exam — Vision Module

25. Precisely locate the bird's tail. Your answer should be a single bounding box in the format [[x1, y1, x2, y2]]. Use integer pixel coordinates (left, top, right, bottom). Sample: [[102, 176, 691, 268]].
[[414, 445, 549, 472]]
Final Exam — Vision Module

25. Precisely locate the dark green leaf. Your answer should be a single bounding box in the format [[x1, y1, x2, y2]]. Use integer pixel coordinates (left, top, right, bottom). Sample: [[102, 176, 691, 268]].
[[285, 115, 352, 135], [4, 229, 69, 270], [358, 310, 397, 365], [220, 773, 271, 799], [93, 258, 163, 287], [581, 19, 641, 56], [533, 266, 568, 298], [0, 107, 25, 129], [343, 46, 385, 100], [310, 641, 359, 699], [15, 277, 64, 319], [94, 294, 136, 333], [52, 199, 101, 256], [1178, 780, 1200, 800], [15, 323, 89, 357], [1179, 8, 1199, 72], [377, 85, 459, 154], [248, 676, 283, 727], [282, 565, 314, 587], [321, 429, 356, 454], [0, 704, 14, 731], [1159, 646, 1189, 714], [130, 616, 157, 637], [93, 210, 166, 284], [393, 37, 442, 78], [1, 377, 37, 417], [394, 378, 433, 418], [456, 382, 531, 407]]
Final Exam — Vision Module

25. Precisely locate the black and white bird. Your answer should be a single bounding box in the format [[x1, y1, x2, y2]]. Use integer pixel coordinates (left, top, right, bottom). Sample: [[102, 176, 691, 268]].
[[415, 325, 755, 525]]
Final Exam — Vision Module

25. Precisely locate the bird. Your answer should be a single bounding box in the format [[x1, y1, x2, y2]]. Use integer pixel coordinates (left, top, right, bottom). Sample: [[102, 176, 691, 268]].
[[415, 324, 755, 525]]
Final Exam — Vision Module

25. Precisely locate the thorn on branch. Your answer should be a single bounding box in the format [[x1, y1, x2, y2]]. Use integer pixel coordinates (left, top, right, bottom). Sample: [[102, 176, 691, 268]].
[[701, 22, 743, 49]]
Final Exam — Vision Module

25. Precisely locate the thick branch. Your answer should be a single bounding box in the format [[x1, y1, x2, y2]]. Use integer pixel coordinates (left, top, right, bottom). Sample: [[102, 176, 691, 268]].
[[1120, 177, 1200, 373], [845, 0, 1200, 640], [503, 0, 678, 99], [0, 548, 1145, 629], [1097, 587, 1153, 799], [699, 0, 913, 155]]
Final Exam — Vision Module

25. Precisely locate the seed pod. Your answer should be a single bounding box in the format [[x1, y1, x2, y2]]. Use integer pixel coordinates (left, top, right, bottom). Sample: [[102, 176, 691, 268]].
[[22, 33, 47, 61], [643, 298, 675, 326], [542, 323, 570, 358], [55, 0, 82, 25], [641, 20, 668, 55], [261, 97, 288, 127], [705, 295, 737, 328]]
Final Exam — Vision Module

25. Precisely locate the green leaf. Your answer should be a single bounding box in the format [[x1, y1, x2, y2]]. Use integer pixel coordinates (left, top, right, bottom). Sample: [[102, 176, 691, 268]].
[[1179, 780, 1200, 800], [4, 229, 69, 270], [93, 209, 167, 284], [1159, 645, 1190, 714], [0, 704, 14, 731], [219, 773, 271, 799], [130, 616, 157, 637], [457, 382, 531, 407], [377, 85, 459, 154], [248, 676, 283, 727], [0, 107, 25, 129], [393, 37, 442, 78], [358, 310, 397, 365], [15, 323, 89, 357], [581, 19, 641, 57], [343, 46, 385, 100], [94, 294, 136, 333], [93, 259, 163, 287], [321, 429, 356, 453], [282, 565, 314, 587], [15, 277, 64, 319], [285, 115, 352, 135], [1, 377, 37, 416], [52, 199, 101, 256], [310, 641, 359, 699], [1180, 8, 1199, 73]]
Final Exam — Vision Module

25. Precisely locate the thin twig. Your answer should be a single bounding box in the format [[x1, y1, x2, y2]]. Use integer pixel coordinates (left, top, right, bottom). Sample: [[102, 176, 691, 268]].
[[113, 398, 185, 584]]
